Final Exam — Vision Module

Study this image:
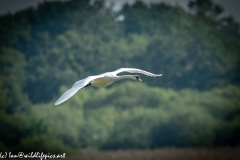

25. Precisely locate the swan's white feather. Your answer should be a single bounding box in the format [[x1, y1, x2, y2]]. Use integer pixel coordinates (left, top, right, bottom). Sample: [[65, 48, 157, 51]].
[[72, 75, 103, 88], [54, 86, 82, 105], [113, 68, 162, 77]]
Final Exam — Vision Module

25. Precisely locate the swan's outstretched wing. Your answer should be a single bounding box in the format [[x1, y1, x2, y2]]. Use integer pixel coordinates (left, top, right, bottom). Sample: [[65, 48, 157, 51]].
[[113, 68, 162, 77], [54, 75, 103, 105]]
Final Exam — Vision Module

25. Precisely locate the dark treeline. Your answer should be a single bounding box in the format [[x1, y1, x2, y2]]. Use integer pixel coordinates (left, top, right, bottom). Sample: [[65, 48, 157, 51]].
[[0, 0, 240, 153]]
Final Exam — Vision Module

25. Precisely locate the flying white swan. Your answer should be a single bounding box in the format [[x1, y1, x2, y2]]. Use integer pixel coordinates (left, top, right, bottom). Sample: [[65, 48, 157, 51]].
[[54, 68, 162, 105]]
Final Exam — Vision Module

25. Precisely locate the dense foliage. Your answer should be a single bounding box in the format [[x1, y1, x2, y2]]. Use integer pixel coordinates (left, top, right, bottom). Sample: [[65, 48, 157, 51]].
[[0, 0, 239, 153]]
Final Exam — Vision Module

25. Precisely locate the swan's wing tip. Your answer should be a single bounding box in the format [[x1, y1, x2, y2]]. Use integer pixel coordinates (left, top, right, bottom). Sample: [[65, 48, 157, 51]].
[[54, 101, 61, 105]]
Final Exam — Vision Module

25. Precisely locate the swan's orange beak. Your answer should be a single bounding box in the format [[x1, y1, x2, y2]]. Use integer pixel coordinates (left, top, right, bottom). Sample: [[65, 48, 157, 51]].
[[137, 77, 142, 81]]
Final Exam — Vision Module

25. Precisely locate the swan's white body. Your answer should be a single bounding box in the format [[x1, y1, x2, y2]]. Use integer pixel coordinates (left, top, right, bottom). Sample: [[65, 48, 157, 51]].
[[55, 68, 162, 105]]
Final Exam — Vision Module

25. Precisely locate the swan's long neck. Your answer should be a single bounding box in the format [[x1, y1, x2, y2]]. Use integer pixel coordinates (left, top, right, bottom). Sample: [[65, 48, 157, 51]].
[[113, 75, 136, 81]]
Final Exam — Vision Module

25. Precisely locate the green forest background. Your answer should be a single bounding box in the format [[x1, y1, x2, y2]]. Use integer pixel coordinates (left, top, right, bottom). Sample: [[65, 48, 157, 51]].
[[0, 0, 240, 153]]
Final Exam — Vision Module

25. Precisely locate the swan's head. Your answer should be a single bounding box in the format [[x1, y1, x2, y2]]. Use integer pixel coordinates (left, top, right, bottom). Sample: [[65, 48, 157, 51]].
[[135, 75, 142, 81]]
